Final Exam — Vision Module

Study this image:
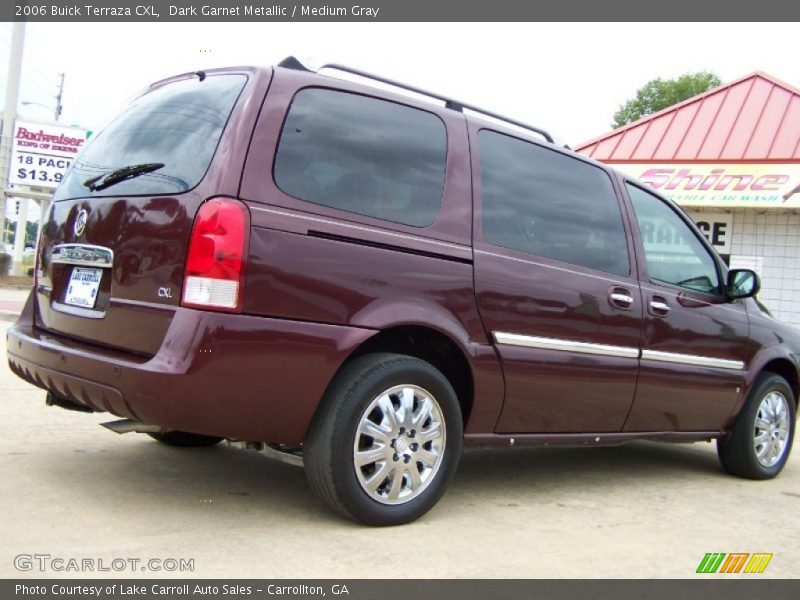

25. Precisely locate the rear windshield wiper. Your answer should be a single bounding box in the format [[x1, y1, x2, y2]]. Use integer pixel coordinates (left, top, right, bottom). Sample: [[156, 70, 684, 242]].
[[83, 163, 165, 192]]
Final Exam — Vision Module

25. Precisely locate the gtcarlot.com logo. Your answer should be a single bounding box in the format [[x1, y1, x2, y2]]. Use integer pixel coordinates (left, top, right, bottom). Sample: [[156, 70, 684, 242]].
[[696, 552, 772, 574], [14, 554, 195, 573]]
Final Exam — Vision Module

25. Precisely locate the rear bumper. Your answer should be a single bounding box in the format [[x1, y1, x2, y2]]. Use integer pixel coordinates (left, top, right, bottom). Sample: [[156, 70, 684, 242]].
[[6, 292, 375, 445]]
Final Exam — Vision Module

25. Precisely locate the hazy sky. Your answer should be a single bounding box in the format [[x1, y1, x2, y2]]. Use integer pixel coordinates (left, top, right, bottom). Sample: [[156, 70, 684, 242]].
[[3, 22, 798, 147]]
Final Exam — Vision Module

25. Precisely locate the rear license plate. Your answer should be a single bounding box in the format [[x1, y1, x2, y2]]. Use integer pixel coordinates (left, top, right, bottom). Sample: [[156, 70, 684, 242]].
[[64, 267, 102, 309]]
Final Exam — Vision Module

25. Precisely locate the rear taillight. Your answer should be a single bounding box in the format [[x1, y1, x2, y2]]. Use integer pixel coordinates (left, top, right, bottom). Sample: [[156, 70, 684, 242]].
[[182, 197, 249, 313]]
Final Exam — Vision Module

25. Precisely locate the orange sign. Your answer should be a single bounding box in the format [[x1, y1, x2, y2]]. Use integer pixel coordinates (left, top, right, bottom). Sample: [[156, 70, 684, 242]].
[[615, 163, 800, 208]]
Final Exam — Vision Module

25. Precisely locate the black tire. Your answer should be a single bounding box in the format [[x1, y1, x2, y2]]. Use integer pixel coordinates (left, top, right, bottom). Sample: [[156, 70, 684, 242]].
[[148, 431, 224, 447], [304, 353, 463, 526], [717, 373, 796, 479]]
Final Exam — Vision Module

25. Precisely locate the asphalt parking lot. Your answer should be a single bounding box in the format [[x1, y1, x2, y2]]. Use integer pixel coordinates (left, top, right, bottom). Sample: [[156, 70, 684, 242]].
[[1, 320, 798, 579], [0, 288, 28, 321]]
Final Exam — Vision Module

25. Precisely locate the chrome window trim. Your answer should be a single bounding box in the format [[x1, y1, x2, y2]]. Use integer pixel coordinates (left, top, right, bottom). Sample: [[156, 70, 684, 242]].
[[475, 249, 631, 285], [51, 244, 114, 268], [493, 332, 639, 359], [493, 331, 745, 370], [641, 349, 744, 371]]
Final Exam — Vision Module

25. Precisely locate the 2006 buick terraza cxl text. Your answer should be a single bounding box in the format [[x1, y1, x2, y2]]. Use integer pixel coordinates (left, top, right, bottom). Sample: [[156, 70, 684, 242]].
[[7, 58, 798, 525]]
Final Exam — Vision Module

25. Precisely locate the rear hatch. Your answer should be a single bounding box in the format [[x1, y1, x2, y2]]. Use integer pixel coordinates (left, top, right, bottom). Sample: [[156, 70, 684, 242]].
[[35, 71, 252, 356]]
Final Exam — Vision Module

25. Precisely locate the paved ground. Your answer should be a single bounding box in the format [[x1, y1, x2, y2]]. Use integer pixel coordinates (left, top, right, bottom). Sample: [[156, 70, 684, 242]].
[[1, 320, 798, 579], [0, 287, 29, 321]]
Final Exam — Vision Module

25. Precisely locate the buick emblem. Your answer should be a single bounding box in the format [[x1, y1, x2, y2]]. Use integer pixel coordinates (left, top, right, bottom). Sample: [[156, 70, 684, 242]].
[[74, 209, 88, 237]]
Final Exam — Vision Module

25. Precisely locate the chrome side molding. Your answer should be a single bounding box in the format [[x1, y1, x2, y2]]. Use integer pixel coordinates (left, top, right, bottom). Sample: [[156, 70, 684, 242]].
[[641, 349, 744, 371], [493, 331, 745, 370], [493, 331, 640, 359], [51, 244, 114, 268]]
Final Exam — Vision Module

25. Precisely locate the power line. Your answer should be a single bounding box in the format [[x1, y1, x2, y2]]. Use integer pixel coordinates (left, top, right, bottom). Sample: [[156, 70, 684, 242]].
[[21, 51, 59, 79], [0, 25, 61, 92], [21, 35, 61, 74], [0, 78, 56, 102], [20, 61, 59, 92], [20, 75, 56, 97], [20, 68, 58, 93], [21, 65, 58, 89]]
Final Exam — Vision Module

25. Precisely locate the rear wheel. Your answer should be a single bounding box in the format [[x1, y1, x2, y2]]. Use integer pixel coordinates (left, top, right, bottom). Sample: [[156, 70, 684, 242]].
[[717, 373, 795, 479], [305, 353, 463, 526], [148, 431, 224, 447]]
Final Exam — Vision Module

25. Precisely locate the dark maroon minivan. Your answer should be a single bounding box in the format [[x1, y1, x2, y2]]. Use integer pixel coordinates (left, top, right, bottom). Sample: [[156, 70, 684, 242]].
[[7, 58, 798, 525]]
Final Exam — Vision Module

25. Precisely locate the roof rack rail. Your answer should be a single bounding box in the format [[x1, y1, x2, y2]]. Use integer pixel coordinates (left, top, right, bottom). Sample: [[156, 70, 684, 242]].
[[276, 56, 556, 145]]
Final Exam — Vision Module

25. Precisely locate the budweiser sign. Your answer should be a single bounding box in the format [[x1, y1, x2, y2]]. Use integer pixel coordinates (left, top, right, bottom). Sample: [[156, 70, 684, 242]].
[[9, 120, 90, 189], [614, 163, 800, 208]]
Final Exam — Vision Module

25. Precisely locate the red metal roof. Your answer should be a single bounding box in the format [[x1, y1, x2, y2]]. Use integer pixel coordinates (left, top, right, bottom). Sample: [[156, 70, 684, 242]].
[[577, 72, 800, 162]]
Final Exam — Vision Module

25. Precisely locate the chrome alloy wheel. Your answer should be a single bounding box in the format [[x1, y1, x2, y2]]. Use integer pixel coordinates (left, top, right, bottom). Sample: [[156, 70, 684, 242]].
[[753, 391, 791, 467], [353, 385, 446, 505]]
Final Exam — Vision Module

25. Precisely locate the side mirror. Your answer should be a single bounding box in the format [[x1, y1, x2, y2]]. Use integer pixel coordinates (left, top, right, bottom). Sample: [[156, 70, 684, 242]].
[[726, 269, 760, 300]]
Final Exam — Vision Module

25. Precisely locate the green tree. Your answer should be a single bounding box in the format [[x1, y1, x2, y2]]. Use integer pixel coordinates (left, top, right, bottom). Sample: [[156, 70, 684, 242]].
[[26, 221, 37, 245], [5, 221, 38, 246], [612, 71, 722, 128]]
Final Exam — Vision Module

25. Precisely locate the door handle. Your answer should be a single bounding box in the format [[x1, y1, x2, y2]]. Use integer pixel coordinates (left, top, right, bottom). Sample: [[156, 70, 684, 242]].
[[611, 293, 634, 304], [649, 298, 670, 315], [608, 287, 634, 310]]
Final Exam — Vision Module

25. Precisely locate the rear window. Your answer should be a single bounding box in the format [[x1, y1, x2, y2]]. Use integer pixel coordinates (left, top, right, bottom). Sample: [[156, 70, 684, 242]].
[[54, 74, 246, 201], [274, 88, 447, 228]]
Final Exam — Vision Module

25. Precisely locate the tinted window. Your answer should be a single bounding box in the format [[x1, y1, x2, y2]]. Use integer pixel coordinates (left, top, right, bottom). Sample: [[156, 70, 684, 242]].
[[55, 74, 246, 201], [627, 184, 720, 294], [479, 130, 629, 276], [274, 89, 446, 227]]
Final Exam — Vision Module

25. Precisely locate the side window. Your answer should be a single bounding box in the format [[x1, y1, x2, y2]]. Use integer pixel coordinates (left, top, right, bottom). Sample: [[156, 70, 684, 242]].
[[478, 130, 629, 277], [273, 88, 447, 228], [626, 184, 721, 294]]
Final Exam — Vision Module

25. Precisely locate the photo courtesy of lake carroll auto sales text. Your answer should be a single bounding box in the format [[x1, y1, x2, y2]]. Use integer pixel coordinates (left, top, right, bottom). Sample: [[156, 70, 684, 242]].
[[14, 583, 351, 596], [0, 2, 799, 599]]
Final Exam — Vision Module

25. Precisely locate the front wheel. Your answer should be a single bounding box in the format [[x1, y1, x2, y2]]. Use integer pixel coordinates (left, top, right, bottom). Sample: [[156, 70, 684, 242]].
[[304, 353, 463, 526], [717, 373, 796, 479]]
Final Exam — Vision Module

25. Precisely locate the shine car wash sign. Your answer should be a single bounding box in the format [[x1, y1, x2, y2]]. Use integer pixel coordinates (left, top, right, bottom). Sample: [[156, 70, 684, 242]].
[[9, 120, 89, 189], [617, 163, 800, 208]]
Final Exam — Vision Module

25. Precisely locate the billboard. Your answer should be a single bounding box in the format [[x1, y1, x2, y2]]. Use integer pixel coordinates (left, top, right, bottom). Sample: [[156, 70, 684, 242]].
[[616, 163, 800, 208], [9, 120, 89, 189]]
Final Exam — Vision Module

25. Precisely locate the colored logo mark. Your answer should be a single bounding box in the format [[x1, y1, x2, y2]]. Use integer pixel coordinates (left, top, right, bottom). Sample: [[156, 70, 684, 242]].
[[696, 552, 773, 574]]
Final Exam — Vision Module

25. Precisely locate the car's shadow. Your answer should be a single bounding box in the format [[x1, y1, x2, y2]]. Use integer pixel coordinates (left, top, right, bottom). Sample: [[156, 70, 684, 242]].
[[31, 435, 725, 524], [454, 442, 722, 494]]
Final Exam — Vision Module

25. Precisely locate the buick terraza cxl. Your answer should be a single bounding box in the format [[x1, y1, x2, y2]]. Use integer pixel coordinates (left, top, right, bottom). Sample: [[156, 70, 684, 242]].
[[7, 58, 798, 525]]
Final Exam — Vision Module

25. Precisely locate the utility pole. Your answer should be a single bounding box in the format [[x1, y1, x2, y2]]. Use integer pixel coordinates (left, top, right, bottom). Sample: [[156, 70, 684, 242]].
[[55, 72, 64, 122], [0, 22, 26, 255]]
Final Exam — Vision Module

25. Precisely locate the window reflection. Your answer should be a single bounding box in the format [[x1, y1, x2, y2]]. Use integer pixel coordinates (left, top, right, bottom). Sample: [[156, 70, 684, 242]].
[[479, 130, 629, 277], [274, 89, 447, 228], [56, 75, 246, 200]]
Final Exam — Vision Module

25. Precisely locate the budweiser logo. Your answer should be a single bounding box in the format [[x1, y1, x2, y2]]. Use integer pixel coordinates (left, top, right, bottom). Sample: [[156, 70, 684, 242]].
[[15, 126, 85, 148]]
